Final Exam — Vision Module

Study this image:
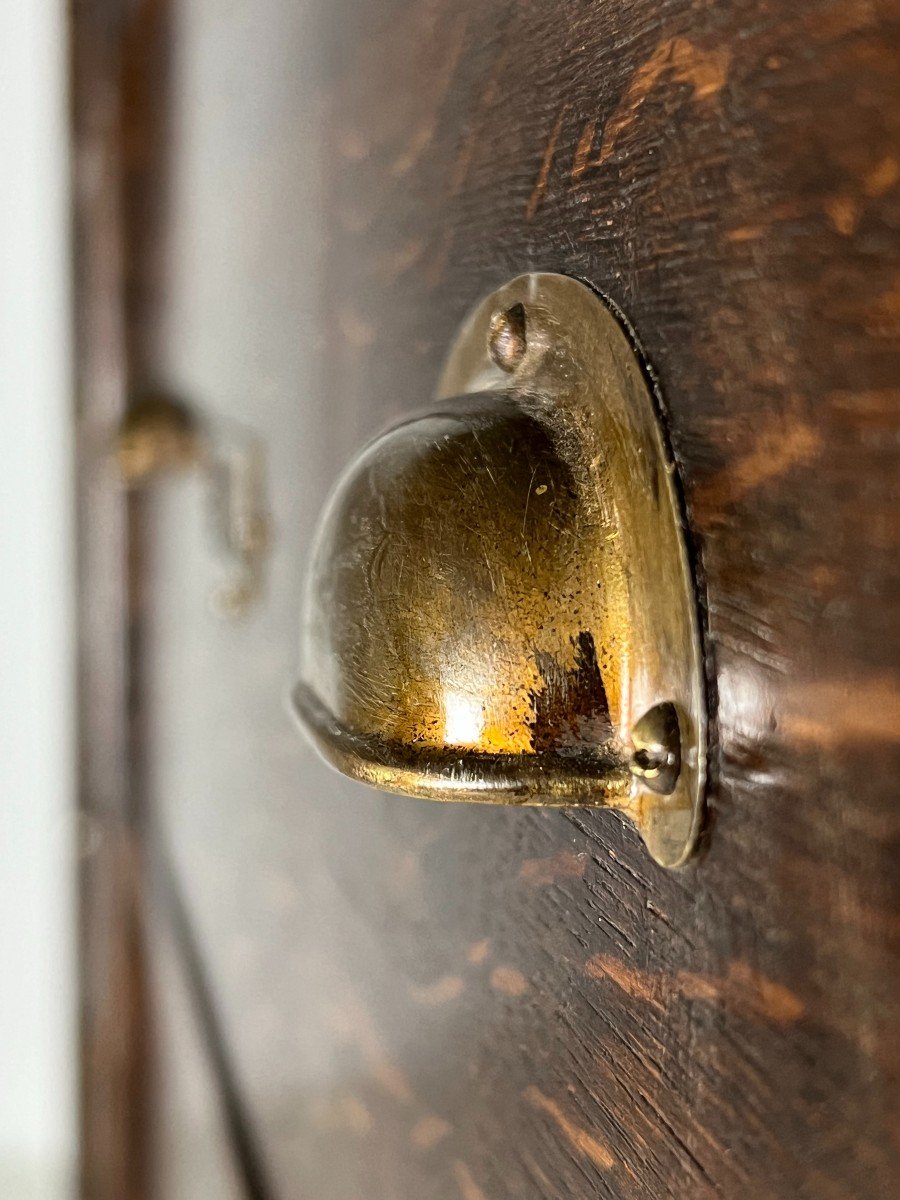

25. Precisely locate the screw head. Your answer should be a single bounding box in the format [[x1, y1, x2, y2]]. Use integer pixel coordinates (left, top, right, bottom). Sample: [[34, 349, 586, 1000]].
[[630, 702, 682, 795], [488, 303, 527, 372]]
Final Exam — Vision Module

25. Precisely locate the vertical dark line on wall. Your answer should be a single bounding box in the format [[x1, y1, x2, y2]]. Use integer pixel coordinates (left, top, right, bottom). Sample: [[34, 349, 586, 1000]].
[[155, 853, 279, 1200]]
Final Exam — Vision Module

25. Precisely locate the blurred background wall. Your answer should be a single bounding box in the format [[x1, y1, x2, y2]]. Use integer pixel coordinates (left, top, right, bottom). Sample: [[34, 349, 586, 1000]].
[[0, 1, 76, 1197]]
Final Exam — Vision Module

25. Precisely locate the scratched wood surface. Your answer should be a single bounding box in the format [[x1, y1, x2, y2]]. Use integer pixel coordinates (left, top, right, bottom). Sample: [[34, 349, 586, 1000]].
[[118, 0, 900, 1197]]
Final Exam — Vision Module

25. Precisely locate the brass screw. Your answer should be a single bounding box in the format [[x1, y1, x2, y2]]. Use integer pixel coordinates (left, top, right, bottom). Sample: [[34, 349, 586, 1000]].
[[488, 303, 527, 372], [630, 702, 682, 796]]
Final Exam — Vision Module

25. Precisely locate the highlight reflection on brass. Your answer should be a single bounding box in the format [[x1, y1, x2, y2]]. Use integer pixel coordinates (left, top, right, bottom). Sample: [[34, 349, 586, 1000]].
[[292, 274, 706, 866]]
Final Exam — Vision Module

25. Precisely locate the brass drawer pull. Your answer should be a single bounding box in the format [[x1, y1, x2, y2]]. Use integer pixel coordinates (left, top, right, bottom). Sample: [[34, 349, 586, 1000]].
[[115, 392, 271, 617], [292, 274, 706, 866]]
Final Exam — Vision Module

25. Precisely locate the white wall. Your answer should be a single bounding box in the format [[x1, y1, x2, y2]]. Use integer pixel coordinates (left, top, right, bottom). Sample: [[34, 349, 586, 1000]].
[[0, 1, 76, 1197]]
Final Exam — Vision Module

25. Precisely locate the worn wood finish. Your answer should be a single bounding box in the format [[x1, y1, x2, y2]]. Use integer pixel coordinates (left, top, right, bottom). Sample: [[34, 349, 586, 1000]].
[[304, 2, 899, 1194], [309, 2, 900, 1190], [116, 0, 900, 1197]]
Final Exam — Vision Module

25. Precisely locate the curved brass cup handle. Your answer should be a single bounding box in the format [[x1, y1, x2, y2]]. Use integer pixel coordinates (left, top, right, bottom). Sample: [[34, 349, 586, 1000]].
[[291, 274, 707, 868], [114, 392, 272, 617]]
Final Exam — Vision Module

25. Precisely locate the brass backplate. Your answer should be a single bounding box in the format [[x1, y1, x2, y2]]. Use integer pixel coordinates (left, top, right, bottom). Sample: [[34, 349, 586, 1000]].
[[435, 274, 706, 866]]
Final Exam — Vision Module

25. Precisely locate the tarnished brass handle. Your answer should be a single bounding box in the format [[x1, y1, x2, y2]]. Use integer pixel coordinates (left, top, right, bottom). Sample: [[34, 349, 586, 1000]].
[[292, 274, 706, 867], [115, 392, 271, 616]]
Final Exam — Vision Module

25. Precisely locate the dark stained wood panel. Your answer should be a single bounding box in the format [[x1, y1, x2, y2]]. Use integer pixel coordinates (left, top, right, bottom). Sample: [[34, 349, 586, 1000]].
[[307, 2, 900, 1192], [126, 0, 900, 1198]]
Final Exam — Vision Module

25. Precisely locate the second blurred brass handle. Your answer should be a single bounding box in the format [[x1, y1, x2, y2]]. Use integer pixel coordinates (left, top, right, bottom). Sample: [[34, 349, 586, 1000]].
[[115, 392, 271, 617]]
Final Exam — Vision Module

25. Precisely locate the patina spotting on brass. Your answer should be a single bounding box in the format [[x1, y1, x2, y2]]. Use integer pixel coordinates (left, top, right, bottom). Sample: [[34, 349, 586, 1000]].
[[293, 273, 706, 867]]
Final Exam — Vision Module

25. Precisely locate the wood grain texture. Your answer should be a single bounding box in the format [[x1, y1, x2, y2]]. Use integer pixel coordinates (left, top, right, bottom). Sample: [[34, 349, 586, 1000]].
[[309, 1, 900, 1194], [124, 0, 900, 1197]]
